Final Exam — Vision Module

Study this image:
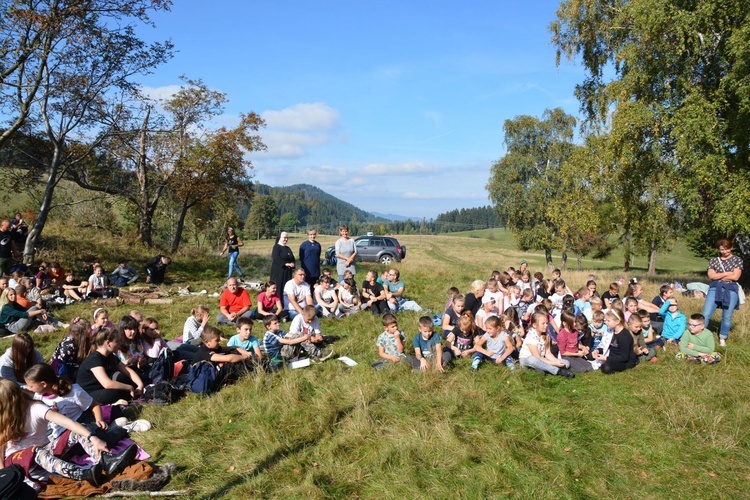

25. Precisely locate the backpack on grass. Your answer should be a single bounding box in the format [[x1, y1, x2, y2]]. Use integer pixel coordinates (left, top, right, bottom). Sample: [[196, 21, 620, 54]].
[[148, 347, 175, 384], [185, 361, 218, 395]]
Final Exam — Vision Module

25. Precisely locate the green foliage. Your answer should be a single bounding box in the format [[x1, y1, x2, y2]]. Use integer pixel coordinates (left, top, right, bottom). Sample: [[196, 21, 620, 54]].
[[434, 206, 500, 232], [486, 108, 577, 262], [245, 195, 280, 239], [552, 0, 750, 254]]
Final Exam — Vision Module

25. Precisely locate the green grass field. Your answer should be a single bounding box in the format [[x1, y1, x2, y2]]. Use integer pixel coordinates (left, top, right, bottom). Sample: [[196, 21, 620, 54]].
[[7, 229, 750, 498]]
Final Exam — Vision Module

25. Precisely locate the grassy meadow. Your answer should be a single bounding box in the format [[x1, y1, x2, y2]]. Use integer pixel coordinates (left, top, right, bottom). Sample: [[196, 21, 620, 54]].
[[6, 227, 750, 498]]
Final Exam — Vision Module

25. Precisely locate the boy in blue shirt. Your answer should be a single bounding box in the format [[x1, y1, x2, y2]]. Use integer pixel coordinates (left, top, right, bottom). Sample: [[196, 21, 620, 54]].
[[658, 298, 686, 344], [227, 317, 262, 361], [407, 316, 452, 372]]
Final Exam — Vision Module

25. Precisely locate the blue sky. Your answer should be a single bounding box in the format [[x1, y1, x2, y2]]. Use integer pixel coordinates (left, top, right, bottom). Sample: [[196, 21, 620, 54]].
[[138, 1, 585, 219]]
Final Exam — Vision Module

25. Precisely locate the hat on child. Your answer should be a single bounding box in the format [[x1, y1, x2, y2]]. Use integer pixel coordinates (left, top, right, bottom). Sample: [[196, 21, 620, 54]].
[[481, 295, 496, 304]]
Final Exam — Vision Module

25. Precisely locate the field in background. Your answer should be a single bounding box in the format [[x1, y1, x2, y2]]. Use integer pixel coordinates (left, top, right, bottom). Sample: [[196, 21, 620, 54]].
[[4, 228, 748, 498]]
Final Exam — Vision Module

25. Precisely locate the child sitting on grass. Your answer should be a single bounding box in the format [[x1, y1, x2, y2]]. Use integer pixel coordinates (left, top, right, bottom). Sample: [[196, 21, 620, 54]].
[[676, 314, 722, 364], [227, 317, 262, 362], [195, 325, 254, 368], [446, 312, 479, 361], [140, 317, 167, 359], [658, 298, 686, 345], [407, 316, 452, 372], [289, 305, 333, 362], [518, 312, 574, 378], [372, 313, 406, 370], [638, 309, 665, 350], [627, 314, 657, 363], [470, 315, 515, 372], [441, 294, 465, 339]]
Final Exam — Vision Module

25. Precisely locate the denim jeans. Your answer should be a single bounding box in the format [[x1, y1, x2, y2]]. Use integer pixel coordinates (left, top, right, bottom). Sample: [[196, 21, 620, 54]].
[[702, 286, 739, 339], [227, 251, 242, 278]]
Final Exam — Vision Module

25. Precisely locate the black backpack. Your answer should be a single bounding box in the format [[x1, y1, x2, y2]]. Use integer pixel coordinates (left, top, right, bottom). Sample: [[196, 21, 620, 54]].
[[0, 465, 36, 499], [148, 348, 175, 384]]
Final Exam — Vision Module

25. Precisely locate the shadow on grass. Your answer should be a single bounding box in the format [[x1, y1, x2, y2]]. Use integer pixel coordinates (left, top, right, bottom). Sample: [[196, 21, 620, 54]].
[[198, 438, 320, 499], [198, 386, 395, 498]]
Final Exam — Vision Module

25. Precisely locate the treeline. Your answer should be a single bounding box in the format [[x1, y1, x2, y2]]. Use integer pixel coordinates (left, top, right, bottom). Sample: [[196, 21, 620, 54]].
[[242, 185, 501, 239]]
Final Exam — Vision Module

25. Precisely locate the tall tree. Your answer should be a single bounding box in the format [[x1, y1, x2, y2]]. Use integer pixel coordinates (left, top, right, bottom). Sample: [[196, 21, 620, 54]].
[[169, 111, 265, 253], [0, 1, 172, 262], [486, 108, 577, 268], [552, 0, 750, 255], [245, 195, 279, 240], [0, 1, 171, 150]]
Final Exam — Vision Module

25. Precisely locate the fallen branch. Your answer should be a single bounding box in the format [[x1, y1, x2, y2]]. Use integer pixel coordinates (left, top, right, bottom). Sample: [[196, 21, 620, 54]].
[[101, 490, 191, 498]]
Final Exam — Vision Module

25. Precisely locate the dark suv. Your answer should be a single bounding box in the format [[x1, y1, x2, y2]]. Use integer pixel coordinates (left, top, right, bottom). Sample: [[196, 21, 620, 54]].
[[354, 236, 406, 265]]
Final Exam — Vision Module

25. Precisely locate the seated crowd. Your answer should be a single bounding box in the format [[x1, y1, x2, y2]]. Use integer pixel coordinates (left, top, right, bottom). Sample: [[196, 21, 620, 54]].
[[0, 243, 725, 492]]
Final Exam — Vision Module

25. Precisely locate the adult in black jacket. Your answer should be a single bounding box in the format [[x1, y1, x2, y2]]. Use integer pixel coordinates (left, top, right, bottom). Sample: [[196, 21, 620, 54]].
[[145, 255, 171, 285], [269, 231, 295, 300]]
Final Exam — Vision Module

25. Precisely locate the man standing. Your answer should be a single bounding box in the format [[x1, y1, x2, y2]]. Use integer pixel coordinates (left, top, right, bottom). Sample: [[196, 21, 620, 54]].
[[0, 220, 17, 277], [217, 278, 253, 324], [284, 269, 313, 320], [299, 228, 321, 287]]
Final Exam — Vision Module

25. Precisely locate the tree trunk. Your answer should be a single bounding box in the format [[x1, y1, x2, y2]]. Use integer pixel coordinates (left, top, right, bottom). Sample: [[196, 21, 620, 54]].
[[170, 201, 191, 253], [577, 252, 582, 271], [561, 238, 568, 271], [23, 152, 62, 264], [136, 108, 153, 247], [623, 231, 631, 272], [545, 248, 554, 270], [648, 237, 658, 275]]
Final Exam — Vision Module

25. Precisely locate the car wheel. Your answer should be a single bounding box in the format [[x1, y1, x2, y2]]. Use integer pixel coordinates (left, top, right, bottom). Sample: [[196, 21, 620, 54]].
[[379, 254, 393, 265]]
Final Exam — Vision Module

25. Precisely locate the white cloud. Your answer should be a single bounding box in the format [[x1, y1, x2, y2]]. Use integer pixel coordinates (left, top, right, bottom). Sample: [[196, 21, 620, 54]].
[[259, 130, 335, 158], [139, 84, 182, 101], [359, 162, 439, 175], [262, 102, 340, 131]]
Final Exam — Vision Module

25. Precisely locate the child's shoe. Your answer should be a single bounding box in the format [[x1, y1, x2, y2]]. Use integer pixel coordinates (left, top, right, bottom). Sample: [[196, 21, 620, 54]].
[[719, 338, 727, 347], [313, 347, 334, 362], [123, 419, 152, 433], [505, 358, 516, 370], [649, 357, 658, 363], [470, 358, 480, 372]]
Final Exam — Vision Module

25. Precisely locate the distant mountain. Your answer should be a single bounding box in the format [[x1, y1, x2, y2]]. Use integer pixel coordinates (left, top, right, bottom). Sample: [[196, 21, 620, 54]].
[[246, 184, 389, 230], [370, 211, 412, 222]]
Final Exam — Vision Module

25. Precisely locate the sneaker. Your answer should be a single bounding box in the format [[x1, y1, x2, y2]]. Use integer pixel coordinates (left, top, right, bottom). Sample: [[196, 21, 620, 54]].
[[123, 419, 152, 433], [719, 338, 727, 347], [313, 347, 334, 362], [470, 359, 480, 372], [649, 357, 658, 363], [557, 368, 575, 379], [114, 417, 128, 428]]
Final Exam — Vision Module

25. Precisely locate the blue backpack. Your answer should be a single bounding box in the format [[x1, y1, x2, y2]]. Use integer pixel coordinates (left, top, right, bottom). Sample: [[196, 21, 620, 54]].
[[185, 361, 217, 395]]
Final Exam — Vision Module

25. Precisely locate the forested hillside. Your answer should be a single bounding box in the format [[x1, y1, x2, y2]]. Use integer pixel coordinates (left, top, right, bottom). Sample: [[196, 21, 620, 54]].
[[243, 184, 389, 233]]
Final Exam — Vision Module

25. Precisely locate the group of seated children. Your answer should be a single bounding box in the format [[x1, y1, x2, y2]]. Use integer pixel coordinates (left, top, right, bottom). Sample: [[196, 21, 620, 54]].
[[375, 267, 722, 376]]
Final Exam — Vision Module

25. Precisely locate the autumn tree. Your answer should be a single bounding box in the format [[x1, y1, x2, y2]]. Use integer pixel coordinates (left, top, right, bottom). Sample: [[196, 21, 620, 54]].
[[0, 1, 172, 262], [551, 0, 750, 257], [169, 111, 265, 253], [486, 108, 577, 268]]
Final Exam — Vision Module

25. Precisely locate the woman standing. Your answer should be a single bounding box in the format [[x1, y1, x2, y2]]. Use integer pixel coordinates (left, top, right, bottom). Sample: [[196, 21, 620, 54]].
[[335, 225, 357, 283], [270, 231, 295, 300], [702, 238, 744, 347], [220, 227, 244, 280]]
